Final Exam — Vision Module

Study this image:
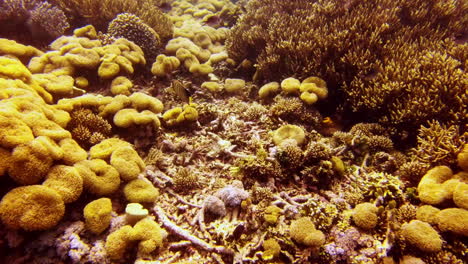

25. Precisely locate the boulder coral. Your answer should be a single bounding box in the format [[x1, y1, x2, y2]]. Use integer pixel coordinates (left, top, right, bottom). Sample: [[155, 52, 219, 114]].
[[289, 217, 325, 248]]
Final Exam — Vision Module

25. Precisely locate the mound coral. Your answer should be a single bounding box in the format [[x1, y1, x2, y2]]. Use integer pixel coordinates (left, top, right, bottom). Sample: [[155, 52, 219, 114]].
[[83, 198, 113, 234], [0, 185, 65, 231], [75, 159, 121, 196], [107, 13, 161, 60], [352, 202, 379, 230], [51, 0, 173, 41], [43, 165, 83, 203], [289, 217, 325, 248], [400, 220, 443, 253]]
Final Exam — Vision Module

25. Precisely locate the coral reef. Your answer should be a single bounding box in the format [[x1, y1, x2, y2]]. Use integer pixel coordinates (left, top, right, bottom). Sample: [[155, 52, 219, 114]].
[[227, 0, 468, 130], [0, 1, 467, 264]]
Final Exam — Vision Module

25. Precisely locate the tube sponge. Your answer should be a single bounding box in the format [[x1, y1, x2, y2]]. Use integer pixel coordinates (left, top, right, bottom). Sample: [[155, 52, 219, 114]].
[[43, 165, 83, 203], [0, 185, 65, 231], [83, 198, 113, 234], [123, 179, 159, 203], [110, 146, 145, 181], [75, 159, 121, 196]]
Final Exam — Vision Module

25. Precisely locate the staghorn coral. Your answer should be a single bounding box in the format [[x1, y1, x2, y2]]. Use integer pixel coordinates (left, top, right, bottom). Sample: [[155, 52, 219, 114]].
[[0, 0, 69, 41], [411, 120, 466, 167], [51, 0, 173, 41], [67, 108, 112, 149], [107, 13, 161, 61], [227, 0, 467, 130]]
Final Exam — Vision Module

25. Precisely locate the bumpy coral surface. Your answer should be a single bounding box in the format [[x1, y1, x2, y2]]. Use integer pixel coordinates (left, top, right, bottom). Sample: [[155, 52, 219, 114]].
[[0, 1, 467, 264]]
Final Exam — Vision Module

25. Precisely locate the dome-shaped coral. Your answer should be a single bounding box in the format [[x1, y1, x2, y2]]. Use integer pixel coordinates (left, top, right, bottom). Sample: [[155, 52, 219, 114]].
[[0, 185, 65, 231]]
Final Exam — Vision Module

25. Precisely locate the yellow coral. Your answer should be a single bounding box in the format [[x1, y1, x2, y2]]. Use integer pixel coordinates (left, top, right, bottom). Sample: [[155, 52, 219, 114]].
[[110, 76, 133, 95], [8, 139, 54, 185], [435, 208, 468, 236], [110, 146, 145, 181], [129, 92, 164, 113], [105, 225, 136, 260], [272, 124, 306, 146], [224, 78, 245, 93], [151, 54, 180, 77], [83, 198, 113, 234], [281, 77, 301, 94], [133, 218, 165, 254], [401, 220, 442, 253], [113, 108, 161, 128], [75, 159, 121, 196], [352, 202, 378, 230], [289, 217, 325, 247], [43, 165, 83, 203], [58, 138, 88, 165], [0, 185, 65, 231], [0, 114, 34, 148], [258, 82, 280, 99], [123, 179, 159, 203], [89, 138, 131, 160]]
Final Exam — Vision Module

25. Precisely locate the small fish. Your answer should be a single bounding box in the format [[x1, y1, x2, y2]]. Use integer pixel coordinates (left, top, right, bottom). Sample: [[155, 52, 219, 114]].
[[171, 80, 189, 103]]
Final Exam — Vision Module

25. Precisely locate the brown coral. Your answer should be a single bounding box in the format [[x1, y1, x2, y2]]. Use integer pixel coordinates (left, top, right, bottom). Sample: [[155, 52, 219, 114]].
[[67, 108, 112, 148], [107, 13, 161, 60], [0, 0, 69, 41], [411, 120, 466, 167], [51, 0, 173, 41], [227, 0, 467, 130]]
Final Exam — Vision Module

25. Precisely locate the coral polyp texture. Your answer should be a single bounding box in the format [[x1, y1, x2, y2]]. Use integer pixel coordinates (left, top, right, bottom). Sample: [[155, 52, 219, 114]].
[[0, 1, 467, 264]]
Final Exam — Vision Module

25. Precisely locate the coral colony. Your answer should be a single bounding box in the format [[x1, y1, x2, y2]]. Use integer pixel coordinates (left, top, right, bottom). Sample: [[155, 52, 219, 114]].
[[0, 0, 467, 263]]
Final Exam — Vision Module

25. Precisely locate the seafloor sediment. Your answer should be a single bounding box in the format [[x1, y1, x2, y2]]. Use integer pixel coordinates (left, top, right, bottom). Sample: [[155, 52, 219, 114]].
[[0, 0, 467, 264]]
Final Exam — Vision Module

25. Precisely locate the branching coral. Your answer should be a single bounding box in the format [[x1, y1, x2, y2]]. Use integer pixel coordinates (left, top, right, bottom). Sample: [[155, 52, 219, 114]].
[[411, 120, 466, 167], [51, 0, 173, 41], [227, 0, 467, 129], [0, 0, 69, 40]]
